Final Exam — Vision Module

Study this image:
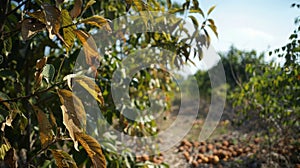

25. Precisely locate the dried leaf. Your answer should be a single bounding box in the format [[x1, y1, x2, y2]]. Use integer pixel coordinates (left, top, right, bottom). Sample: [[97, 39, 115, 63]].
[[36, 57, 48, 70], [61, 9, 76, 51], [49, 110, 57, 128], [27, 10, 46, 24], [51, 149, 78, 168], [75, 132, 106, 168], [4, 148, 17, 168], [0, 92, 20, 131], [43, 4, 61, 39], [21, 18, 46, 40], [80, 15, 111, 33], [35, 57, 48, 88], [73, 76, 104, 105], [58, 89, 86, 150], [33, 106, 54, 149], [70, 0, 82, 18], [74, 30, 100, 66]]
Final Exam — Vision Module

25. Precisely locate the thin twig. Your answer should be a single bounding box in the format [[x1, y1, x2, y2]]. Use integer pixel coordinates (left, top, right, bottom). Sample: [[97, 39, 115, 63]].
[[0, 82, 63, 103], [55, 56, 66, 82]]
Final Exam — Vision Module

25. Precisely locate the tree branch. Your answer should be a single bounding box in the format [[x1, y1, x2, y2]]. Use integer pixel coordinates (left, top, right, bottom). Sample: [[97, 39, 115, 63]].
[[0, 82, 64, 103]]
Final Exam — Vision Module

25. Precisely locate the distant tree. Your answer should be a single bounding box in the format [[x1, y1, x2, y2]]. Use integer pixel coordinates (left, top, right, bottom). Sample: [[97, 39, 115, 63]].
[[230, 3, 300, 165]]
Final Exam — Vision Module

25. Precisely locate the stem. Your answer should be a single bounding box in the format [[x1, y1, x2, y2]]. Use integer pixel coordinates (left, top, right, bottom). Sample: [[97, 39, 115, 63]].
[[55, 55, 66, 82], [26, 136, 72, 166]]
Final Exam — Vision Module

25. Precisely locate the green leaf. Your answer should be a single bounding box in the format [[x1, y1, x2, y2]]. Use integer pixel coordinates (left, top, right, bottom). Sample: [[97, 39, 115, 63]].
[[2, 25, 12, 56], [207, 5, 216, 16], [292, 46, 300, 52], [42, 64, 55, 83], [0, 69, 19, 80], [188, 15, 199, 29]]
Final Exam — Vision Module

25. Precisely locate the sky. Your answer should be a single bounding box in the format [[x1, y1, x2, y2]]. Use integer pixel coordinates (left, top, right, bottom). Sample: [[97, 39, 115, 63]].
[[174, 0, 300, 72], [199, 0, 299, 53]]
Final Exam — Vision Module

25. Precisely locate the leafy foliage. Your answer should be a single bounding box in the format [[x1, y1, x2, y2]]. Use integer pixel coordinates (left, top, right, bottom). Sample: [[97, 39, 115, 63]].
[[230, 4, 300, 151], [0, 0, 218, 167]]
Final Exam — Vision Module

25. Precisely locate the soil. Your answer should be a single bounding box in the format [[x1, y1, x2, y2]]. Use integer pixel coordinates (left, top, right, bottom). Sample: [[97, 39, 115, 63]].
[[141, 98, 300, 168]]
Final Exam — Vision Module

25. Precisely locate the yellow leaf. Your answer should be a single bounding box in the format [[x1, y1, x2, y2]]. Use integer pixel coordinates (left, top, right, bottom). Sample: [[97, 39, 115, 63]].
[[80, 15, 111, 33], [49, 110, 57, 128], [70, 0, 82, 18], [58, 89, 86, 150], [61, 9, 76, 51], [33, 105, 54, 149], [51, 149, 78, 168], [73, 76, 104, 106], [74, 30, 100, 66], [208, 24, 218, 38], [82, 0, 96, 15], [133, 0, 148, 11], [75, 132, 106, 168], [207, 5, 216, 16], [0, 138, 11, 160], [27, 10, 46, 24], [0, 93, 20, 131]]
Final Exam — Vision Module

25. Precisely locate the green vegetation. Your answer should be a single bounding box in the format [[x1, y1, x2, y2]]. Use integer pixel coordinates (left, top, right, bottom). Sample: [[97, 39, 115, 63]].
[[0, 0, 299, 167], [0, 0, 218, 167]]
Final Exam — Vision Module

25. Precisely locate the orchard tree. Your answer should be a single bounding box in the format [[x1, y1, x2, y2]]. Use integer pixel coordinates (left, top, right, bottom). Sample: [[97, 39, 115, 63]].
[[230, 3, 300, 163], [0, 0, 218, 167]]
